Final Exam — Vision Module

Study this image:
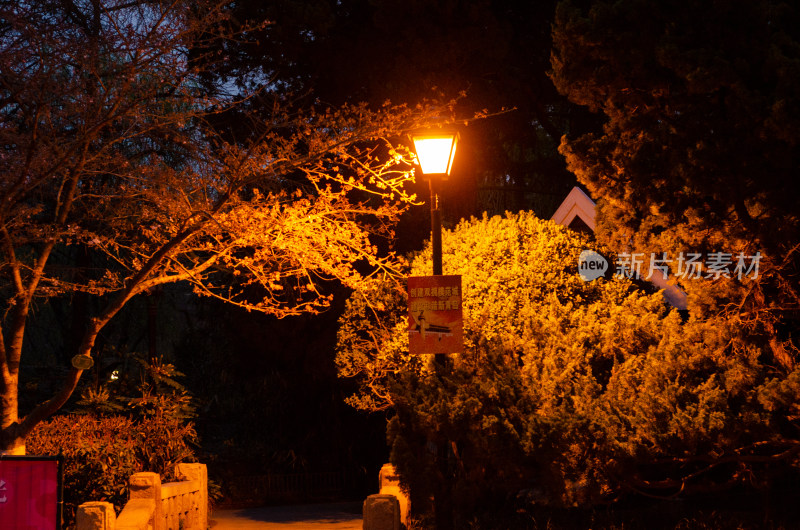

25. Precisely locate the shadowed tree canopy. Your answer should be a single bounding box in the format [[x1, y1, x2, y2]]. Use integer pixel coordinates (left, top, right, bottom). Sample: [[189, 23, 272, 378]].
[[0, 0, 451, 453], [551, 0, 800, 371]]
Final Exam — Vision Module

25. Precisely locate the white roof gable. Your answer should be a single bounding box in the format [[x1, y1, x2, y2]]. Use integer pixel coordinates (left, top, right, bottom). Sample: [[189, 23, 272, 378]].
[[550, 186, 596, 230]]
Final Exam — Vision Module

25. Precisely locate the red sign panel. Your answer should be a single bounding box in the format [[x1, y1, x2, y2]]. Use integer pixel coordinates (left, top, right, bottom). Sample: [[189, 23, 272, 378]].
[[0, 457, 63, 530], [408, 275, 464, 354]]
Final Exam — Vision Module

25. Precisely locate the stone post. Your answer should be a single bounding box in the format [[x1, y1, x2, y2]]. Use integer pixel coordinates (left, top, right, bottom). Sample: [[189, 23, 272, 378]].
[[378, 464, 410, 526], [363, 493, 400, 530], [176, 463, 209, 529], [128, 471, 162, 530], [76, 501, 116, 530]]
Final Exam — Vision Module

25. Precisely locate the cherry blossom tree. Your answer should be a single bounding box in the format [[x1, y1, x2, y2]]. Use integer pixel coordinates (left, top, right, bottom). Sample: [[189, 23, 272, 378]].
[[0, 0, 445, 453]]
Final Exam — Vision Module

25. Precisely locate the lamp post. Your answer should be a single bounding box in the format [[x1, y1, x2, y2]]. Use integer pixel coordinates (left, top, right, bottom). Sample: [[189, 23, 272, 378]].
[[411, 131, 459, 530]]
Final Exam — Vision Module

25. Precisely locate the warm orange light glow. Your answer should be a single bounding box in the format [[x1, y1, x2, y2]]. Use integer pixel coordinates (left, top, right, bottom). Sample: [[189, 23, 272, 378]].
[[412, 133, 458, 176]]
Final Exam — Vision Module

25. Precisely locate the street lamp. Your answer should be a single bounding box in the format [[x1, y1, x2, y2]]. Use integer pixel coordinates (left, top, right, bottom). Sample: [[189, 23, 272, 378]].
[[410, 130, 459, 530], [411, 132, 459, 276]]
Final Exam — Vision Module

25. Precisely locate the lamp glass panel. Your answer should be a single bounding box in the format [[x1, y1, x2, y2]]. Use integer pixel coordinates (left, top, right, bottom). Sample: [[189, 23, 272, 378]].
[[413, 136, 456, 175]]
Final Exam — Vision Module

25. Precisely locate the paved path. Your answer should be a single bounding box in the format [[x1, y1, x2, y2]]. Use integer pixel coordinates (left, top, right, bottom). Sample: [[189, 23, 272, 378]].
[[211, 501, 363, 529]]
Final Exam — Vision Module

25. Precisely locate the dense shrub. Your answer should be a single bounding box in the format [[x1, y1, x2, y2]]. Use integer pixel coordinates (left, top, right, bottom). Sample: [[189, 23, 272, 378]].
[[27, 411, 197, 526], [336, 211, 800, 524]]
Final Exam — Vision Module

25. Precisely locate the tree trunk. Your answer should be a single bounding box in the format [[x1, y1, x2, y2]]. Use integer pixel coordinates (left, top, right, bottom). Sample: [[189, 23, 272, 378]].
[[0, 437, 25, 455], [0, 376, 25, 455]]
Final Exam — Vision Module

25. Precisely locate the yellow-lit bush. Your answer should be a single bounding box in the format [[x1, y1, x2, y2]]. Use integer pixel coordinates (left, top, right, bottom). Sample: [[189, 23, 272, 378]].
[[337, 211, 800, 522]]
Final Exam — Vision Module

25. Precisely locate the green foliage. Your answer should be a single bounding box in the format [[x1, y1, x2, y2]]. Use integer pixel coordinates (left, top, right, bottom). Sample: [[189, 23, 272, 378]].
[[336, 269, 422, 411], [76, 349, 197, 421], [27, 412, 197, 526], [336, 211, 800, 522]]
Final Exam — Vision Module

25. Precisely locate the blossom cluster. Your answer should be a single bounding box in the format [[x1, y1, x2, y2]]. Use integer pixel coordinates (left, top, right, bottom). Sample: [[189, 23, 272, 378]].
[[614, 251, 761, 281]]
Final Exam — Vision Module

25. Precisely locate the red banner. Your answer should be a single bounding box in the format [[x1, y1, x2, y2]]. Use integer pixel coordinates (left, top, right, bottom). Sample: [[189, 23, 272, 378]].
[[408, 275, 464, 354], [0, 457, 62, 530]]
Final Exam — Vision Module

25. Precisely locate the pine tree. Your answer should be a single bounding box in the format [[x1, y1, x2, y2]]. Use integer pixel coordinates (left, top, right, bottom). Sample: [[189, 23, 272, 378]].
[[550, 0, 800, 372]]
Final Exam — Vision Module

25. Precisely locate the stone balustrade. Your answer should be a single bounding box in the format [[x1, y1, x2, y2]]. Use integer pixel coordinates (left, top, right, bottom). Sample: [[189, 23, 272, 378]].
[[77, 463, 208, 530]]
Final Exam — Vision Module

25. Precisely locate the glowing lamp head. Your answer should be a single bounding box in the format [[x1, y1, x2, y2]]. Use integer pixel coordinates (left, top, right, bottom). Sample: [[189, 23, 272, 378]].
[[412, 132, 459, 179]]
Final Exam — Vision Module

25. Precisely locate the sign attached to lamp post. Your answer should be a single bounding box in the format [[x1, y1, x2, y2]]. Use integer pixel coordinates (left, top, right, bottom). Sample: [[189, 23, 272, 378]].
[[408, 275, 464, 354]]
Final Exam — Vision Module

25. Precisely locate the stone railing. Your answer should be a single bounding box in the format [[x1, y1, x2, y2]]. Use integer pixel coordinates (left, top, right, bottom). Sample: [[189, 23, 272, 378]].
[[77, 463, 208, 530]]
